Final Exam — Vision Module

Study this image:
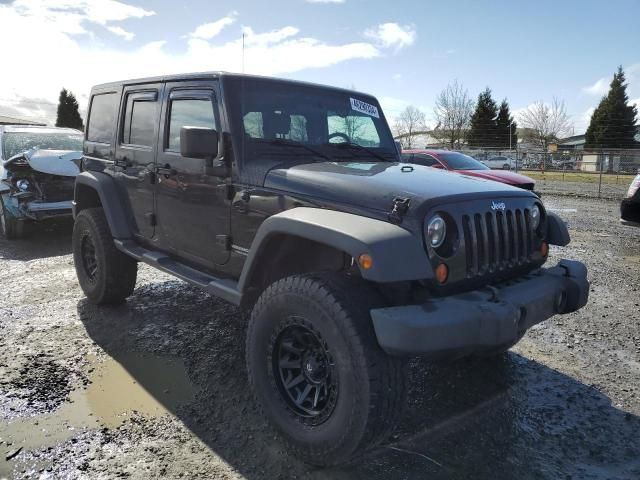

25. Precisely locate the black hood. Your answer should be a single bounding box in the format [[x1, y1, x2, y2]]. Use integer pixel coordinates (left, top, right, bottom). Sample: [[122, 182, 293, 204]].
[[265, 161, 535, 214]]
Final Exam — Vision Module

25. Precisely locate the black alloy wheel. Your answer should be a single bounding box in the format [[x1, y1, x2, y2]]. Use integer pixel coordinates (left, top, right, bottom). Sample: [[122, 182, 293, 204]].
[[81, 234, 98, 282], [271, 321, 338, 425]]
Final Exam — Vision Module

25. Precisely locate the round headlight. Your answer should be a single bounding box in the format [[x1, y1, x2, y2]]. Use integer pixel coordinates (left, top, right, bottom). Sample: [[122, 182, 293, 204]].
[[531, 205, 541, 230], [427, 215, 446, 248], [16, 179, 30, 192]]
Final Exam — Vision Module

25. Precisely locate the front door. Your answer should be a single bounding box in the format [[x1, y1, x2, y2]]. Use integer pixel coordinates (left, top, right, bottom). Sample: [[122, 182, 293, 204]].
[[155, 81, 230, 269], [114, 84, 163, 239]]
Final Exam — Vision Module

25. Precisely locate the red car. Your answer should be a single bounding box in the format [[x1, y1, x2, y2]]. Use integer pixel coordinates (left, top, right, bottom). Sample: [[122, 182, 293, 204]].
[[401, 149, 536, 191]]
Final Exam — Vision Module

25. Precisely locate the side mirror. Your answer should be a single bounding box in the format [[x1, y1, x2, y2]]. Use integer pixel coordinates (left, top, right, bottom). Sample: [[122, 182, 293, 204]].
[[431, 163, 445, 169], [180, 126, 219, 159]]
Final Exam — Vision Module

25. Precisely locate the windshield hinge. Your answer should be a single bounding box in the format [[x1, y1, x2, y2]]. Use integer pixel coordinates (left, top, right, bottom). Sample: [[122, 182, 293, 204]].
[[388, 197, 410, 224]]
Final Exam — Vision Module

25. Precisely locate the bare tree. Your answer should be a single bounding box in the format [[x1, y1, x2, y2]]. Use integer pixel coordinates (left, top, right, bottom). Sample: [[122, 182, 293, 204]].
[[517, 98, 572, 150], [342, 115, 369, 142], [394, 106, 427, 149], [432, 80, 474, 149]]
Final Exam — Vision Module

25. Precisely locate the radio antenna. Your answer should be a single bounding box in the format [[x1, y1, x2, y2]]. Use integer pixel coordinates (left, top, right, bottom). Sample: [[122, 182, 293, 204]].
[[242, 33, 245, 73]]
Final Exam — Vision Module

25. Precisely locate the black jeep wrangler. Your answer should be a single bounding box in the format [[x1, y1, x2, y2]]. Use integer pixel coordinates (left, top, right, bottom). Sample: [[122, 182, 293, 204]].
[[73, 72, 589, 465]]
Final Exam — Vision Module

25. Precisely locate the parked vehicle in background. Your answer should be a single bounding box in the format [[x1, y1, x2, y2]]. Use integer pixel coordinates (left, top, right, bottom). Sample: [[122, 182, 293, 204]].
[[620, 170, 640, 226], [0, 125, 83, 239], [552, 157, 576, 170], [402, 149, 536, 191], [482, 155, 516, 170], [73, 72, 588, 466]]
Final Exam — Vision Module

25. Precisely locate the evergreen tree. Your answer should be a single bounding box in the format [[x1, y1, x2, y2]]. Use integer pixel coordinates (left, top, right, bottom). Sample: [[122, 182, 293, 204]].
[[496, 99, 517, 149], [585, 66, 638, 149], [467, 87, 498, 147], [55, 88, 84, 131]]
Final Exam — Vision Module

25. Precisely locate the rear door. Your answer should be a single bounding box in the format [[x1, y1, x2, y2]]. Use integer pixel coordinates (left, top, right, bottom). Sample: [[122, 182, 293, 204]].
[[154, 80, 230, 268], [114, 84, 163, 239]]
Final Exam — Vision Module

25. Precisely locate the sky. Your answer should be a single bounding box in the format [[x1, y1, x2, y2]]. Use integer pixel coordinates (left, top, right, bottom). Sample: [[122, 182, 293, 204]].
[[1, 0, 639, 135]]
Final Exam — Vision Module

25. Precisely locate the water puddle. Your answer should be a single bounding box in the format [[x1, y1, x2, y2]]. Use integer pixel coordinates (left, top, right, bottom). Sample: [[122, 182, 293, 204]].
[[1, 353, 196, 456]]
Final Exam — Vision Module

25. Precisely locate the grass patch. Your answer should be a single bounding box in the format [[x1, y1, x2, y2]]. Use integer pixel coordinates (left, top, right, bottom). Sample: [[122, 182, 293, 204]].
[[518, 170, 635, 185]]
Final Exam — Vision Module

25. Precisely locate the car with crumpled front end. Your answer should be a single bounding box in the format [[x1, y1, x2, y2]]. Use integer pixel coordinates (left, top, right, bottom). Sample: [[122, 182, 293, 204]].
[[0, 125, 83, 239]]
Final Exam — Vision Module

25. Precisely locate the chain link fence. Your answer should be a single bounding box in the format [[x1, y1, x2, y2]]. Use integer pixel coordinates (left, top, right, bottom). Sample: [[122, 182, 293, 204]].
[[456, 147, 640, 199]]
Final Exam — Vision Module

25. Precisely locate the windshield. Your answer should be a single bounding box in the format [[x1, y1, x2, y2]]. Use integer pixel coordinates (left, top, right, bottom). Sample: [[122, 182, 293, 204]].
[[225, 77, 397, 179], [439, 152, 489, 170], [2, 132, 83, 159]]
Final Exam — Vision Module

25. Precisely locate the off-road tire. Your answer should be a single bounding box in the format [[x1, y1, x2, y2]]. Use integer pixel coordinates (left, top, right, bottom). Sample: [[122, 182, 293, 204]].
[[0, 197, 22, 240], [246, 272, 407, 466], [73, 207, 137, 305]]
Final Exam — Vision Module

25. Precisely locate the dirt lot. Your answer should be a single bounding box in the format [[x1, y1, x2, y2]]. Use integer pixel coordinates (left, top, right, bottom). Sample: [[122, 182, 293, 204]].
[[1, 195, 639, 480]]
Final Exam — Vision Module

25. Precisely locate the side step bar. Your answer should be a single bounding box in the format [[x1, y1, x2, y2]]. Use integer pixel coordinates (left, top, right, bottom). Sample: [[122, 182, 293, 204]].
[[114, 239, 242, 306]]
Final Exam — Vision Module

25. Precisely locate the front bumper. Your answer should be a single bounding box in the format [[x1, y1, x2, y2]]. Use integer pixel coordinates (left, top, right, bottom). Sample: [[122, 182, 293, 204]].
[[371, 260, 589, 357], [23, 200, 73, 220]]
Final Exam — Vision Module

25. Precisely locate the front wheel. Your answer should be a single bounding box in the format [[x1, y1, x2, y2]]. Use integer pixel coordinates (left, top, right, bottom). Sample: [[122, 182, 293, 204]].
[[72, 207, 137, 304], [503, 163, 511, 170], [0, 197, 22, 240], [246, 273, 407, 466]]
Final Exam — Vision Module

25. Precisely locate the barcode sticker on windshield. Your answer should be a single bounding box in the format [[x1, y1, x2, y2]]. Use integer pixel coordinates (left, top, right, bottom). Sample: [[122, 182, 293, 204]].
[[350, 98, 379, 118]]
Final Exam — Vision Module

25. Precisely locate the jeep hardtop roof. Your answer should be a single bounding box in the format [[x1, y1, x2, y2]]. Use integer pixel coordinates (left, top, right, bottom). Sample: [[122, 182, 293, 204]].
[[90, 71, 377, 100]]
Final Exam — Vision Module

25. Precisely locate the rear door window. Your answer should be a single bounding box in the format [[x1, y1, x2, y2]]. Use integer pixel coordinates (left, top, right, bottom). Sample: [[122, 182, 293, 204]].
[[121, 91, 158, 147]]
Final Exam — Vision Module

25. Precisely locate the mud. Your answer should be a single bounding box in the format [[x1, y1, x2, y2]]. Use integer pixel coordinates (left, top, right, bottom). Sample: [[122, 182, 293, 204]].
[[1, 196, 639, 479]]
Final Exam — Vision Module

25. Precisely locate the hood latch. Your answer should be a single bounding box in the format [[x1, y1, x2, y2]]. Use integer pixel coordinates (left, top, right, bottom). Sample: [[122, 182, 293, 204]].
[[388, 197, 410, 224]]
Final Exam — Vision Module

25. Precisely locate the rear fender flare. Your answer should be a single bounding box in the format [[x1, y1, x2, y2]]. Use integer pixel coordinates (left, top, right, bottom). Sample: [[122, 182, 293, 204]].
[[74, 171, 131, 239]]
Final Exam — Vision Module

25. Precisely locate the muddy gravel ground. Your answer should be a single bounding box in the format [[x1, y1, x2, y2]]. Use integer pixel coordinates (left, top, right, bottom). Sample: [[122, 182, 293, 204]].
[[1, 196, 639, 480]]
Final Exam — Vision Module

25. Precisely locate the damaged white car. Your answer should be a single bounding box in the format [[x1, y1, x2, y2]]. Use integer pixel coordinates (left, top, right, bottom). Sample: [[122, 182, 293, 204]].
[[0, 125, 83, 239]]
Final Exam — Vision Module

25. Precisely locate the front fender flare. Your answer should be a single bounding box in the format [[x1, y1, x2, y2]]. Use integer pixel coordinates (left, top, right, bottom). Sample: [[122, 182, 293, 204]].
[[237, 207, 432, 292], [546, 211, 570, 246], [74, 171, 132, 239]]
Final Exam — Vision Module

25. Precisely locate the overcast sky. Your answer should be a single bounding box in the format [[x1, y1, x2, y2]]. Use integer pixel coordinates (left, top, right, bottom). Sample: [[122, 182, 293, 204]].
[[1, 0, 639, 134]]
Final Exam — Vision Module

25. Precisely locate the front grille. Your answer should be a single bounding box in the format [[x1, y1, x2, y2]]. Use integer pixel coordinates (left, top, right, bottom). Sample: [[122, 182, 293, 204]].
[[462, 208, 535, 277], [38, 176, 75, 202]]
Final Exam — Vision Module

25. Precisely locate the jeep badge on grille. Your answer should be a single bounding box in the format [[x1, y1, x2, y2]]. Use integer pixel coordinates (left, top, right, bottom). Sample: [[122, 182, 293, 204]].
[[491, 201, 506, 211]]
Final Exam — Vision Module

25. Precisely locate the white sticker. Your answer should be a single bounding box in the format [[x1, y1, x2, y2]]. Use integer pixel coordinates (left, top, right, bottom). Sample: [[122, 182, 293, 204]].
[[350, 98, 379, 118]]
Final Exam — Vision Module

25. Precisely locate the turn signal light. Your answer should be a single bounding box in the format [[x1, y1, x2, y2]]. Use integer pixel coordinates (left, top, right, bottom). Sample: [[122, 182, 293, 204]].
[[435, 263, 449, 284], [540, 241, 549, 257], [358, 254, 373, 270]]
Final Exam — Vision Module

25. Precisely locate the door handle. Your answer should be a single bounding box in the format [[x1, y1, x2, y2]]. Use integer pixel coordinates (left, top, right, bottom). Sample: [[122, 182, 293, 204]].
[[155, 164, 177, 177]]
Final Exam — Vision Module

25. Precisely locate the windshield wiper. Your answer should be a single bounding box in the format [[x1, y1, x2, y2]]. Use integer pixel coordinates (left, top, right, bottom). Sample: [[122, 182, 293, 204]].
[[264, 138, 333, 161], [325, 142, 393, 162]]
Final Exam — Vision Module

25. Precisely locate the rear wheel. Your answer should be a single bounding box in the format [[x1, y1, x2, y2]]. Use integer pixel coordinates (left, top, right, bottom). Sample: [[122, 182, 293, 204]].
[[0, 197, 22, 240], [246, 273, 407, 466], [73, 207, 137, 304]]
